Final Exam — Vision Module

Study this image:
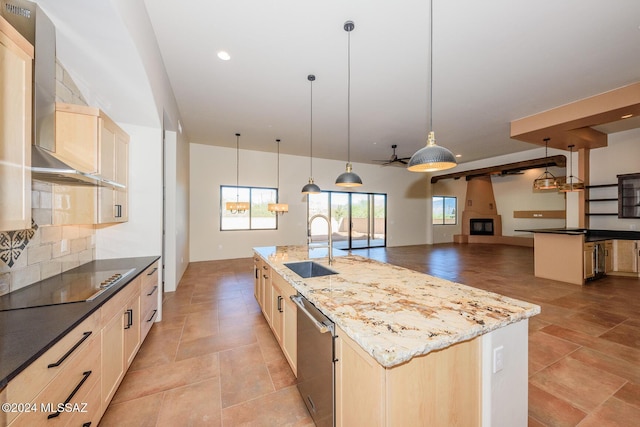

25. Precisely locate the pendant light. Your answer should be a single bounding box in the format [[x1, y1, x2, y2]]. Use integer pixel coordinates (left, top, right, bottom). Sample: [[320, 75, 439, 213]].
[[226, 133, 250, 213], [558, 144, 585, 192], [302, 74, 321, 194], [533, 138, 558, 190], [268, 139, 289, 214], [407, 0, 457, 172], [335, 21, 363, 187]]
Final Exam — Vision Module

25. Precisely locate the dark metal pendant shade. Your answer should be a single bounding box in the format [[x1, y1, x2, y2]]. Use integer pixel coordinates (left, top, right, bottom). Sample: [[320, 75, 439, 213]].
[[302, 178, 321, 194], [407, 132, 457, 172], [335, 163, 363, 187]]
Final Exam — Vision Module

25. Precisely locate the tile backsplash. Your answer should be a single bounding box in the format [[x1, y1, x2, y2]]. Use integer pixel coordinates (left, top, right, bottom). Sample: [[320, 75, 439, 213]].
[[0, 60, 95, 297]]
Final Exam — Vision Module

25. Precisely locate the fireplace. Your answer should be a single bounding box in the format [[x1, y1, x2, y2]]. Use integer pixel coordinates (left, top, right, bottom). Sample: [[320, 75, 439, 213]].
[[470, 218, 494, 236]]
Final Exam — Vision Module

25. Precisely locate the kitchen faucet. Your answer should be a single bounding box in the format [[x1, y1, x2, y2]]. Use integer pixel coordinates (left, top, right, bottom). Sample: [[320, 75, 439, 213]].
[[308, 214, 334, 265]]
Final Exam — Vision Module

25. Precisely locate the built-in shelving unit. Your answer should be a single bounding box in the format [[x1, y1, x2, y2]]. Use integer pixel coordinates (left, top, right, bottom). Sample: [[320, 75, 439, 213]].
[[618, 173, 640, 218], [586, 183, 618, 217]]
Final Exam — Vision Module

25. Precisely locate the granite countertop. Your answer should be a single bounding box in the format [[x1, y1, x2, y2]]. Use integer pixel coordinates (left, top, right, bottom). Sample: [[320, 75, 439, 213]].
[[254, 245, 540, 368], [0, 256, 159, 389], [516, 228, 640, 241]]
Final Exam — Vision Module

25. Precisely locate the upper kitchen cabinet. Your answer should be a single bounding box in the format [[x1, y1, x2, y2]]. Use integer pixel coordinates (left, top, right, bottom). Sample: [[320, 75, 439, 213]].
[[51, 103, 129, 225], [0, 15, 33, 231], [98, 112, 129, 223], [618, 173, 640, 219]]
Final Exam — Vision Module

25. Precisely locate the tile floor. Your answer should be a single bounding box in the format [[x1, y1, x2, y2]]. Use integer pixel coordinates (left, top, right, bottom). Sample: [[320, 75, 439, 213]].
[[101, 244, 640, 426]]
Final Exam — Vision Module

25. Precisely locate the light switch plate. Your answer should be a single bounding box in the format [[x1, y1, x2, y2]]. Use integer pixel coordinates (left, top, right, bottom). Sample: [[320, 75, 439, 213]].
[[493, 345, 504, 373]]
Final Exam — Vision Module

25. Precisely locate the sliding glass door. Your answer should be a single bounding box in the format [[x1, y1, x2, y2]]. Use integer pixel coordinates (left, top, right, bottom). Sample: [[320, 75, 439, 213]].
[[308, 191, 386, 250]]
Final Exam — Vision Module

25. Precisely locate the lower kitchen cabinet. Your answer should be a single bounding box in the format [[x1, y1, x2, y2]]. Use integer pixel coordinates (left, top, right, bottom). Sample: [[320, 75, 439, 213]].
[[584, 242, 595, 280], [254, 254, 297, 376], [612, 240, 639, 276], [3, 261, 159, 426], [5, 311, 101, 426], [335, 325, 481, 427]]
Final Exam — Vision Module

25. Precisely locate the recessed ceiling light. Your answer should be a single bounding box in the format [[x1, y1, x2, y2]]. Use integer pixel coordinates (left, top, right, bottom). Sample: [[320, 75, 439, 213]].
[[217, 51, 231, 61], [455, 154, 462, 158], [621, 113, 633, 119]]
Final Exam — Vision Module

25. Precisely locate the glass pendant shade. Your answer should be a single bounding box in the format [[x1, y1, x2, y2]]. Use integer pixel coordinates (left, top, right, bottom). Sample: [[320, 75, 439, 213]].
[[302, 178, 321, 194], [533, 171, 559, 190], [407, 132, 457, 172], [532, 137, 558, 190], [226, 201, 250, 212], [335, 163, 363, 187], [227, 133, 248, 214], [558, 144, 584, 192]]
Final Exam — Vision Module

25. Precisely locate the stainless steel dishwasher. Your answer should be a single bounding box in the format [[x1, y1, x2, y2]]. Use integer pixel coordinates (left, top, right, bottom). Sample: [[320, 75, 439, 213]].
[[291, 293, 335, 427]]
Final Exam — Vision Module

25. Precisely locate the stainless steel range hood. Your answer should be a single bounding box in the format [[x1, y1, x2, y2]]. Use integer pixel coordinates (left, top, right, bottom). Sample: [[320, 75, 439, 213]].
[[1, 0, 121, 188]]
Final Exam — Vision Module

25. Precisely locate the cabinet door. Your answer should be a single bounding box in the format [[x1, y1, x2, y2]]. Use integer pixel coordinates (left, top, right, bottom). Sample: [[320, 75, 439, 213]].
[[583, 243, 595, 279], [0, 17, 32, 231], [262, 265, 272, 324], [271, 284, 284, 343], [54, 103, 99, 174], [604, 240, 614, 273], [613, 240, 638, 273], [283, 295, 297, 375], [254, 257, 261, 303], [101, 310, 125, 408], [124, 295, 141, 368], [97, 114, 129, 223]]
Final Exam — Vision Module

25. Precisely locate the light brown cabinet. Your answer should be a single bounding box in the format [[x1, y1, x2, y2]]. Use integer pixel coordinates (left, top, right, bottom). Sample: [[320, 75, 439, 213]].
[[140, 261, 160, 341], [50, 103, 129, 225], [583, 242, 595, 280], [254, 254, 297, 375], [335, 325, 481, 427], [0, 16, 32, 232], [5, 311, 101, 426], [612, 240, 639, 275], [604, 240, 613, 274]]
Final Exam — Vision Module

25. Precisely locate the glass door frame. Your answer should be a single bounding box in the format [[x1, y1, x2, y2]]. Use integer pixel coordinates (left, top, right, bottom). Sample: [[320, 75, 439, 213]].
[[307, 191, 387, 250]]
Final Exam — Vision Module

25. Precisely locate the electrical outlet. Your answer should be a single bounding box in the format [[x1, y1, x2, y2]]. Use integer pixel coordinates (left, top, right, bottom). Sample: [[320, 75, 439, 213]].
[[493, 345, 504, 373], [61, 239, 68, 253]]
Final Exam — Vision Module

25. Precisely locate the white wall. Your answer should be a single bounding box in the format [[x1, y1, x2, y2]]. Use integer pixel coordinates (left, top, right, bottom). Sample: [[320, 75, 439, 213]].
[[96, 124, 163, 259], [588, 128, 640, 231], [431, 148, 567, 243], [190, 143, 429, 261]]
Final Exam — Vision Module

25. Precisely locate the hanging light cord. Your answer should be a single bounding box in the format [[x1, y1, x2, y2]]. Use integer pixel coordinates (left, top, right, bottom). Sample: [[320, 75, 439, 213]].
[[310, 78, 314, 176], [428, 0, 433, 132], [276, 139, 280, 201], [347, 26, 352, 162], [235, 133, 240, 203]]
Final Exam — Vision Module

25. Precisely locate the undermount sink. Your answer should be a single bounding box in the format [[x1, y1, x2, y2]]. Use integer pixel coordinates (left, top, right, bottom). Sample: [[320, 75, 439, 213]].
[[283, 261, 338, 278]]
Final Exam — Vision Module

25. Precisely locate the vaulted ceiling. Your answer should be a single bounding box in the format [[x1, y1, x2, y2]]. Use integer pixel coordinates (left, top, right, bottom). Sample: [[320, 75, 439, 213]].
[[36, 0, 640, 166]]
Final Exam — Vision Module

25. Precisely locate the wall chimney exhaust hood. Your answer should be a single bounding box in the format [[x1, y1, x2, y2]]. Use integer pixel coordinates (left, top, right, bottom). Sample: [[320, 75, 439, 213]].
[[1, 0, 122, 188]]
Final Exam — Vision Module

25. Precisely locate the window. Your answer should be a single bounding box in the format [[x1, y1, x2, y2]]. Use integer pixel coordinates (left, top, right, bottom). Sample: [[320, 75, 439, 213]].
[[432, 196, 457, 225], [220, 186, 277, 230]]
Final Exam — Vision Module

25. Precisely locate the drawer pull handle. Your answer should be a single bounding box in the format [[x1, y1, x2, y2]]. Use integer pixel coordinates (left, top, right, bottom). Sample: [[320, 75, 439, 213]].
[[147, 267, 158, 276], [47, 332, 92, 368], [82, 423, 92, 427], [147, 285, 158, 296], [47, 370, 92, 419], [124, 309, 133, 329], [147, 309, 158, 323]]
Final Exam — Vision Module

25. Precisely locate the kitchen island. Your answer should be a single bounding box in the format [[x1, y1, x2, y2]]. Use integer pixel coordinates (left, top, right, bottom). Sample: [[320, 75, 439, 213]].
[[517, 228, 640, 285], [254, 245, 540, 427]]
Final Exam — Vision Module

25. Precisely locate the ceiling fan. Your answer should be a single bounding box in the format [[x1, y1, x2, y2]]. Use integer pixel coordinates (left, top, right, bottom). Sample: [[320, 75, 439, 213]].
[[373, 145, 411, 166]]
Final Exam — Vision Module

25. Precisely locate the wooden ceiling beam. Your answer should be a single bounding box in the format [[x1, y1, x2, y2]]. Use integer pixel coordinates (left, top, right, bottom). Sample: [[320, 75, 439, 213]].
[[430, 155, 566, 183], [510, 82, 640, 150]]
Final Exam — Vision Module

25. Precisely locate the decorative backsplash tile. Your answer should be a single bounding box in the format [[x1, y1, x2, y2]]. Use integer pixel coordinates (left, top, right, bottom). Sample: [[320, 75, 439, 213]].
[[0, 220, 37, 267]]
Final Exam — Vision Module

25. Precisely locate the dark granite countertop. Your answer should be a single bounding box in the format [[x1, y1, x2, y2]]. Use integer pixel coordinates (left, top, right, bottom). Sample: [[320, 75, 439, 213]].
[[0, 256, 159, 390], [516, 228, 640, 242]]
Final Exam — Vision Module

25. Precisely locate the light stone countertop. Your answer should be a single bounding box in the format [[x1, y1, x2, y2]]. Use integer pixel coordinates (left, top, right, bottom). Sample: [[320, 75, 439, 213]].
[[254, 245, 540, 368]]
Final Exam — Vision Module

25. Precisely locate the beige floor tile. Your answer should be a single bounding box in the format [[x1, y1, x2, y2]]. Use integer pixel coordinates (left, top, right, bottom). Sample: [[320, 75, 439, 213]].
[[100, 392, 163, 427], [577, 397, 640, 427], [219, 343, 275, 408], [221, 385, 313, 426], [156, 379, 222, 427]]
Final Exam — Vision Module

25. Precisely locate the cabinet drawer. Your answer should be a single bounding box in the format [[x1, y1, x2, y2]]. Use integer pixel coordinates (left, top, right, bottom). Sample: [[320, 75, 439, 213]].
[[5, 310, 100, 423], [9, 334, 100, 426], [101, 277, 140, 326], [272, 272, 296, 299], [141, 304, 159, 342], [141, 261, 159, 291]]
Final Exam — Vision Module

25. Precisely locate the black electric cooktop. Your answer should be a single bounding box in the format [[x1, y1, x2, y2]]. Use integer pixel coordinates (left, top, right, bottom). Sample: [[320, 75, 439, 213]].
[[0, 266, 136, 311]]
